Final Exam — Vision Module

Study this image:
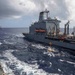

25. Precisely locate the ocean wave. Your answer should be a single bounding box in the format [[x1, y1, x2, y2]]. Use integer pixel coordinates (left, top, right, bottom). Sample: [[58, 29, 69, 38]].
[[0, 42, 2, 45], [1, 50, 50, 75], [0, 60, 15, 75], [43, 47, 57, 57], [15, 34, 24, 38], [3, 40, 16, 45], [31, 44, 46, 49], [59, 59, 75, 65]]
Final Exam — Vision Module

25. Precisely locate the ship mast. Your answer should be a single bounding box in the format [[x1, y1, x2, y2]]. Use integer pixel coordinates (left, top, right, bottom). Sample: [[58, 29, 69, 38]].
[[64, 21, 70, 35]]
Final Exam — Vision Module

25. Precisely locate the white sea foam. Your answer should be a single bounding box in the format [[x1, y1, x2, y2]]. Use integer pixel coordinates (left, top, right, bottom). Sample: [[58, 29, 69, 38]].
[[0, 42, 2, 45], [43, 47, 56, 57], [31, 44, 46, 49], [0, 60, 15, 75], [43, 51, 55, 57], [15, 34, 24, 38], [66, 61, 75, 65], [4, 40, 16, 45], [59, 59, 75, 65], [0, 49, 61, 75], [58, 69, 61, 72], [1, 50, 50, 75]]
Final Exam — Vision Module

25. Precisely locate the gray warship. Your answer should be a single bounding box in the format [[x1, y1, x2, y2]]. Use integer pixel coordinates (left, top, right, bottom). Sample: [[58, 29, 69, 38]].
[[23, 9, 75, 51]]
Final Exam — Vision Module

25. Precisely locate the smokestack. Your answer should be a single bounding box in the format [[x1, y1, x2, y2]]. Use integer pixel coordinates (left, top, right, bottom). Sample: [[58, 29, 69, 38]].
[[39, 12, 44, 21], [39, 9, 49, 21]]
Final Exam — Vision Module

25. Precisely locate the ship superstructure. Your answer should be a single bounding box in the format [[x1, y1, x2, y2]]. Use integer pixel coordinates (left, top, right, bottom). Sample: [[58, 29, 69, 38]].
[[30, 9, 60, 37], [23, 9, 75, 52]]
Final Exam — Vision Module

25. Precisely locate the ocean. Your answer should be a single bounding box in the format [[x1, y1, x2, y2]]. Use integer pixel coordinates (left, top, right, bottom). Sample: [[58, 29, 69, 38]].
[[0, 28, 75, 75]]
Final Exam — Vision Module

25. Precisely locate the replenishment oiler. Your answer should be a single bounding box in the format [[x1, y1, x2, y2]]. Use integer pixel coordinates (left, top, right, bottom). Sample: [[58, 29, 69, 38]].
[[23, 9, 75, 52]]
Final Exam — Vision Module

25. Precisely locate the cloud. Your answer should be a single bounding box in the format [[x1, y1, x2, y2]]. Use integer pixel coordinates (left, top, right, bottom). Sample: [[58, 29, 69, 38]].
[[65, 0, 75, 21], [0, 0, 37, 19], [0, 0, 21, 19], [0, 0, 75, 22], [0, 0, 70, 19]]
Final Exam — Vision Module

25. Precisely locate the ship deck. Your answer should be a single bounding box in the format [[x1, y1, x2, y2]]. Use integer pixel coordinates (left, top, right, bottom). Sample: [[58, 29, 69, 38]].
[[45, 36, 75, 44]]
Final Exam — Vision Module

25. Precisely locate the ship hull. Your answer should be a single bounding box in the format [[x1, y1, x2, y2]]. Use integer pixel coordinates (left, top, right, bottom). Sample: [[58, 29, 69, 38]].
[[23, 33, 75, 52]]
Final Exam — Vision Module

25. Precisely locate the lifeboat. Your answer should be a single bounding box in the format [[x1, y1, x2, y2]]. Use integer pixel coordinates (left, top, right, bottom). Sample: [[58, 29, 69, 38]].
[[35, 29, 46, 33]]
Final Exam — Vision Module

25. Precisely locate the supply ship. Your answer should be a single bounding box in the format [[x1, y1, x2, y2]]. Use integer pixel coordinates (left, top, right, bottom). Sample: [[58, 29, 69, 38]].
[[23, 9, 75, 52]]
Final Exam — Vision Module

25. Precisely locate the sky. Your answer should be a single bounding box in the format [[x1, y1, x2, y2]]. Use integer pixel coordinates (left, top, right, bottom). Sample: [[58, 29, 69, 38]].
[[0, 0, 75, 28]]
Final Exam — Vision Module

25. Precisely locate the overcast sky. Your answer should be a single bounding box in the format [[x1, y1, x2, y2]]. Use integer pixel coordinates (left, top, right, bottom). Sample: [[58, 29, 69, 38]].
[[0, 0, 75, 28]]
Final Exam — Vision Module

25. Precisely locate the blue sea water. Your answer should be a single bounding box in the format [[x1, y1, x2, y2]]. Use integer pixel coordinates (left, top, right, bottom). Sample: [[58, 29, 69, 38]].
[[0, 28, 75, 75]]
